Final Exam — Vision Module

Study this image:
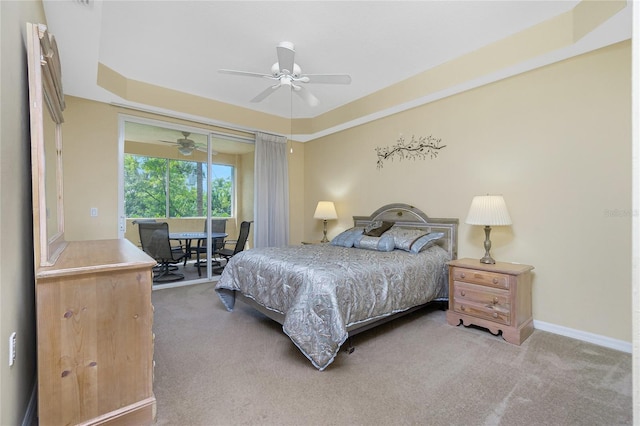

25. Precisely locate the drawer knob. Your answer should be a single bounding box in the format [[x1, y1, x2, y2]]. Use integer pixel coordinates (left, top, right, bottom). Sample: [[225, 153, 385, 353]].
[[460, 273, 466, 278], [493, 278, 499, 284], [492, 312, 499, 318], [460, 290, 466, 297], [493, 297, 499, 304], [460, 305, 466, 311]]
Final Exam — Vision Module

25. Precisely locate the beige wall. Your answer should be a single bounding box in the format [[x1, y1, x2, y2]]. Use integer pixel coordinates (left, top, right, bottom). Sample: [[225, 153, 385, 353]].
[[0, 2, 47, 425], [304, 41, 632, 342], [63, 97, 121, 241]]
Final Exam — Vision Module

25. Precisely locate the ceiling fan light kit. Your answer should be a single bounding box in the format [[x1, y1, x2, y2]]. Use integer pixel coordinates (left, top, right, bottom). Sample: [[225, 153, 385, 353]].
[[219, 41, 352, 107], [178, 146, 193, 156]]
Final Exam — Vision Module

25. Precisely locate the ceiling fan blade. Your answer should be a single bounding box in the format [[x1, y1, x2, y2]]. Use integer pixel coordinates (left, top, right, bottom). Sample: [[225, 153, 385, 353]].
[[251, 84, 280, 103], [276, 42, 295, 75], [302, 74, 352, 84], [195, 146, 218, 155], [218, 69, 273, 79], [294, 86, 319, 107]]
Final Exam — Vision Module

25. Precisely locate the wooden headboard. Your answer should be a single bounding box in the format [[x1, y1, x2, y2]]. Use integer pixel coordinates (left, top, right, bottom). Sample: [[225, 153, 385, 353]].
[[353, 203, 458, 259]]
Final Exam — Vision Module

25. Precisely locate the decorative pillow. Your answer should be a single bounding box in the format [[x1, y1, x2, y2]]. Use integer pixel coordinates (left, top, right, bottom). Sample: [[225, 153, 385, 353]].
[[385, 227, 427, 251], [330, 227, 364, 248], [385, 227, 445, 252], [410, 232, 445, 253], [353, 233, 395, 252], [363, 220, 394, 237]]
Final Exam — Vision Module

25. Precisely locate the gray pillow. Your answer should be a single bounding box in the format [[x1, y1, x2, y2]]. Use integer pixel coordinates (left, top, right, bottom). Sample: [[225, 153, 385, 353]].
[[410, 232, 445, 253], [353, 233, 395, 251], [330, 227, 364, 248], [385, 226, 444, 252]]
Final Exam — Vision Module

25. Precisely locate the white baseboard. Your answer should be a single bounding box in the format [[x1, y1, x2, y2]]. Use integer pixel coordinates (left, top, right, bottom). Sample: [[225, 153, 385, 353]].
[[533, 320, 632, 353], [21, 380, 37, 426]]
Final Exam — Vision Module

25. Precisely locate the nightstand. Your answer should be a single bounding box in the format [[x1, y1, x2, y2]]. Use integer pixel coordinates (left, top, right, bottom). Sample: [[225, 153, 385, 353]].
[[446, 258, 534, 345]]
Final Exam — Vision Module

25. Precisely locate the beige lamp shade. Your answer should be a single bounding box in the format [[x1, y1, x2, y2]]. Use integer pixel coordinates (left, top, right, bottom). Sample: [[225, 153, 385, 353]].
[[465, 195, 512, 264], [465, 195, 512, 226], [314, 201, 338, 220], [314, 201, 337, 243]]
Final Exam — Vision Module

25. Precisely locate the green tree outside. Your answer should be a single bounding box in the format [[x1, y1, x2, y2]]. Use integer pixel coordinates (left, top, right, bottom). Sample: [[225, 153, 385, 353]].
[[125, 154, 232, 218]]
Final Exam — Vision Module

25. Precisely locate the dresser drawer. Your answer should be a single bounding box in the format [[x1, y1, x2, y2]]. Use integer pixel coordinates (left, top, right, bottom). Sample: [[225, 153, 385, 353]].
[[452, 282, 511, 325], [452, 267, 509, 289]]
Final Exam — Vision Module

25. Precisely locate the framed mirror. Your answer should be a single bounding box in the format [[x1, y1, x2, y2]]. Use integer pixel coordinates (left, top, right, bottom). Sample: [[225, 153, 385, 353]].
[[27, 23, 66, 267]]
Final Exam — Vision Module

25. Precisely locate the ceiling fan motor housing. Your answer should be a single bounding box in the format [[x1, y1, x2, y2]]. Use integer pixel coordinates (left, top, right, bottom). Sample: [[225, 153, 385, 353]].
[[271, 62, 301, 78]]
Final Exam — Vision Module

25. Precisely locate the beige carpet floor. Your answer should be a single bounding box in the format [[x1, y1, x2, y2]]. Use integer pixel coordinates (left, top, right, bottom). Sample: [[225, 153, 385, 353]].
[[151, 282, 632, 426]]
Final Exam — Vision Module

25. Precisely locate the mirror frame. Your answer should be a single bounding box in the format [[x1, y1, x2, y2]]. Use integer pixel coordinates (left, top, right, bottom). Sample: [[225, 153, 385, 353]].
[[27, 23, 66, 267]]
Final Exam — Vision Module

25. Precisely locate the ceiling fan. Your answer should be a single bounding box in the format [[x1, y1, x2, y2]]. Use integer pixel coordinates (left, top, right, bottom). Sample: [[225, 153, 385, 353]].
[[159, 132, 208, 156], [219, 41, 351, 107]]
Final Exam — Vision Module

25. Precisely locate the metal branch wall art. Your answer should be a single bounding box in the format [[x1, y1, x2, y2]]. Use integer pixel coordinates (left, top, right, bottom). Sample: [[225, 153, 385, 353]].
[[375, 134, 446, 169]]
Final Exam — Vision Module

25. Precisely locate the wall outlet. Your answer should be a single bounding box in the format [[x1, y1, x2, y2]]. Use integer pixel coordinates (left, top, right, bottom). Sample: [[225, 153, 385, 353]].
[[90, 207, 98, 217], [9, 332, 16, 367]]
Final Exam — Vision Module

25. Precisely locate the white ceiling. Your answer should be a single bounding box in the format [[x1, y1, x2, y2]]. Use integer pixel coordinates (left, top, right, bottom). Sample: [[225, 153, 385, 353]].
[[42, 0, 631, 126]]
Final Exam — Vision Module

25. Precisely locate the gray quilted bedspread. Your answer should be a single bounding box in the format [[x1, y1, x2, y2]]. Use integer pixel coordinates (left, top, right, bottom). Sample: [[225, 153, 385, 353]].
[[215, 244, 450, 370]]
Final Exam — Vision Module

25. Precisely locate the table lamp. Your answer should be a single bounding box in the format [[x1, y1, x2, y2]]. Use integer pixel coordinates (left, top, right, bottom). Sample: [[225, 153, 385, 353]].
[[465, 195, 512, 264], [314, 201, 338, 243]]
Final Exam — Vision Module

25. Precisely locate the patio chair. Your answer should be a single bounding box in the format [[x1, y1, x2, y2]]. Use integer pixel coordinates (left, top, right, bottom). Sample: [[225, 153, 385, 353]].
[[138, 221, 187, 283], [191, 218, 227, 276], [213, 221, 251, 274]]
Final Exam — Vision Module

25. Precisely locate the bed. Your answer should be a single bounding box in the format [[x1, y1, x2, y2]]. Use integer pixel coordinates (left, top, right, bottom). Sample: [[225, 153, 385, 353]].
[[215, 203, 458, 370]]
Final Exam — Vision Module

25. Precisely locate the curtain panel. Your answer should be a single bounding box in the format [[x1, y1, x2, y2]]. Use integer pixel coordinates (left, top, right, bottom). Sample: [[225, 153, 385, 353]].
[[254, 132, 289, 248]]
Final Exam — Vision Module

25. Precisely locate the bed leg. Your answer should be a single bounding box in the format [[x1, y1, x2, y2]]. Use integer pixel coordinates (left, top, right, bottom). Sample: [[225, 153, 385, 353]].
[[345, 337, 355, 354]]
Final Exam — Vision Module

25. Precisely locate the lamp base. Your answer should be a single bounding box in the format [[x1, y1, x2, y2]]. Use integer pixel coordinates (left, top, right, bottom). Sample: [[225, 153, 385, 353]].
[[480, 225, 496, 264], [320, 220, 329, 243], [479, 254, 496, 264]]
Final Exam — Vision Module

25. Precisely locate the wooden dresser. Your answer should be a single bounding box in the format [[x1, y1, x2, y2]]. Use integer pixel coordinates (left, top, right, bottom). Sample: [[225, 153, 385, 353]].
[[35, 239, 156, 426], [446, 258, 534, 345]]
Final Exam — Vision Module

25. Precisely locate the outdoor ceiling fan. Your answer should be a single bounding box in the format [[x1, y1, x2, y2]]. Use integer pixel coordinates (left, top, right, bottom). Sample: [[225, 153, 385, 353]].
[[219, 41, 351, 107], [159, 132, 209, 156]]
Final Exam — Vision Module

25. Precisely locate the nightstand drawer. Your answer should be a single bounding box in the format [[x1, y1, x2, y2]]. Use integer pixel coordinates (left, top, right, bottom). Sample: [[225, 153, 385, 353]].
[[452, 267, 509, 289], [452, 281, 511, 325], [452, 299, 511, 325], [453, 281, 510, 306]]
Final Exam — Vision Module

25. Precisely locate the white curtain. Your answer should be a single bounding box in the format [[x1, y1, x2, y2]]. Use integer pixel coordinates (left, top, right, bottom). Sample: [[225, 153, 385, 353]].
[[254, 132, 289, 248]]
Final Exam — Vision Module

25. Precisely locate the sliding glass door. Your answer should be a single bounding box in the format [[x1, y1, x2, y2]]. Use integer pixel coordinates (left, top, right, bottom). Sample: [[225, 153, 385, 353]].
[[118, 115, 254, 286]]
